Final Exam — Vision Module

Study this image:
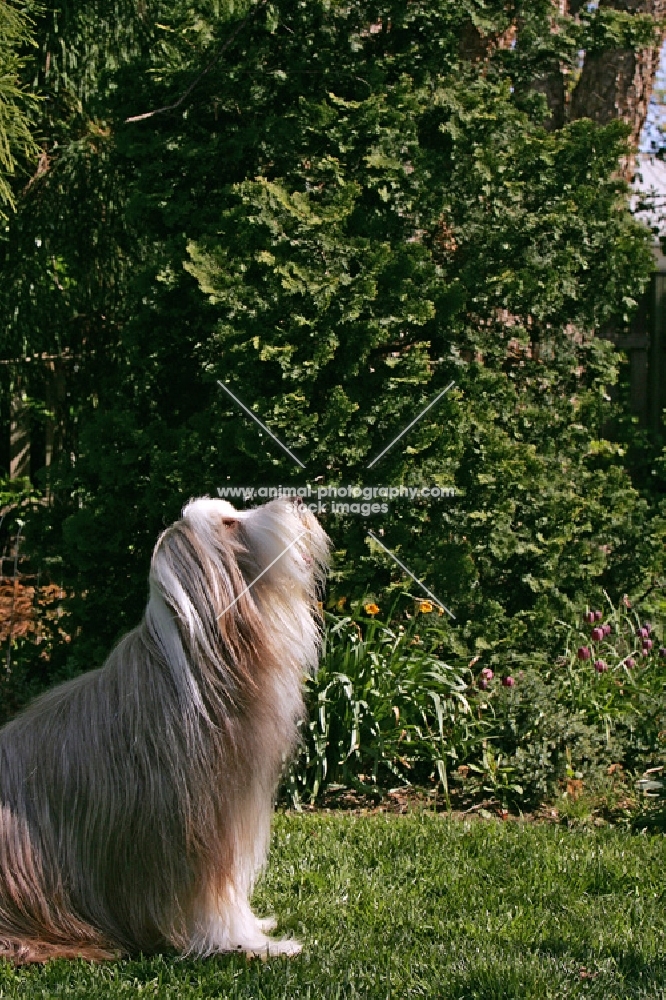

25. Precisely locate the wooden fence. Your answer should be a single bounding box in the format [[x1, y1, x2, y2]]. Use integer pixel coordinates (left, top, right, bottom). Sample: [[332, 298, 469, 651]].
[[604, 268, 666, 433]]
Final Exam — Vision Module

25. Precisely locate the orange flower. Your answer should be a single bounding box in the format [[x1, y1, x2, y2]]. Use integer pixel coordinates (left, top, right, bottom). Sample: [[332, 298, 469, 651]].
[[418, 600, 433, 614], [364, 602, 380, 616]]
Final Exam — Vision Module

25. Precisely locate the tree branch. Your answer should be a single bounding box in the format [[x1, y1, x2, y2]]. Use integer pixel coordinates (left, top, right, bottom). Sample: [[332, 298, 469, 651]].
[[125, 0, 269, 124]]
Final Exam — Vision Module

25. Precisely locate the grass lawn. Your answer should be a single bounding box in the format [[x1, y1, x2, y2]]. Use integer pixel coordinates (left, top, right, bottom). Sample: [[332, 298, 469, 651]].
[[0, 812, 664, 999]]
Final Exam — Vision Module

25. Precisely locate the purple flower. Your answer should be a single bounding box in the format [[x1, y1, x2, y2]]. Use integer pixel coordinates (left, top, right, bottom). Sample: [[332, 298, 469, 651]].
[[502, 676, 515, 687], [643, 623, 652, 635], [625, 657, 635, 669], [660, 647, 666, 658], [595, 610, 603, 621], [643, 638, 653, 652], [594, 659, 608, 673], [478, 677, 488, 690], [481, 667, 494, 680], [584, 611, 595, 624], [639, 627, 649, 640], [591, 627, 604, 642], [603, 624, 611, 637], [577, 646, 591, 661]]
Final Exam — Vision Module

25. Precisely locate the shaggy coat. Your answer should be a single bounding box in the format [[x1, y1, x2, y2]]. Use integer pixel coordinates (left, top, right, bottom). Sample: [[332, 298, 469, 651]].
[[0, 497, 329, 962]]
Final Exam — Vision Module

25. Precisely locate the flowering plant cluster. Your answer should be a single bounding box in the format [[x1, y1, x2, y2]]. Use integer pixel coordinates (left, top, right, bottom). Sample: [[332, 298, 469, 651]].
[[286, 596, 473, 807], [574, 600, 663, 679], [283, 592, 665, 821], [534, 596, 665, 745]]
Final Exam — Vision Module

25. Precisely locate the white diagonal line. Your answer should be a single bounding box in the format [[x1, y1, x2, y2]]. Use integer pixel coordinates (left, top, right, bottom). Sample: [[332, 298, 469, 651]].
[[217, 380, 306, 469], [366, 381, 455, 469], [367, 530, 455, 619], [216, 529, 307, 619], [125, 0, 269, 123]]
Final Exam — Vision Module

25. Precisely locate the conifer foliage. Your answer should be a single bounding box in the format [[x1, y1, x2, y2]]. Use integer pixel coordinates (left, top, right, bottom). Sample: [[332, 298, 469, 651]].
[[0, 1, 663, 681]]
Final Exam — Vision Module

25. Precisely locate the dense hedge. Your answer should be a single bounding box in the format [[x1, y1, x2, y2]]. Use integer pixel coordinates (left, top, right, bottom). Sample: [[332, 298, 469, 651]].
[[0, 1, 664, 719]]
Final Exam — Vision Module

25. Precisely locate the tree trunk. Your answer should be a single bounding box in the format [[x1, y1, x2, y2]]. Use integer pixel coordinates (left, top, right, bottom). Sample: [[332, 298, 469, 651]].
[[529, 1, 665, 143], [9, 374, 30, 482], [570, 0, 666, 162], [522, 3, 588, 131]]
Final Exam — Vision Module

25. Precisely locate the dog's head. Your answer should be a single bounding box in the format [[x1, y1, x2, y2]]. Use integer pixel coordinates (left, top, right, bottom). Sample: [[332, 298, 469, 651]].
[[147, 498, 329, 690], [179, 496, 329, 609]]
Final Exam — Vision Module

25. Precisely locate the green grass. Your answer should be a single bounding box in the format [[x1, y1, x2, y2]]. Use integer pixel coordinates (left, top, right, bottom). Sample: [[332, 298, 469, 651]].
[[1, 813, 665, 999]]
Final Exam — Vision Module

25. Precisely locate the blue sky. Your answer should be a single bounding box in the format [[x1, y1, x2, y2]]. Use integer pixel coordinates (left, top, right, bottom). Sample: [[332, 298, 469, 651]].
[[640, 43, 666, 153]]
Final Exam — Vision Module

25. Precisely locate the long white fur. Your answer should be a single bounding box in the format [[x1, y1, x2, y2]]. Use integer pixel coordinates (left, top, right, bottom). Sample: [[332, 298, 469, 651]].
[[0, 497, 329, 963]]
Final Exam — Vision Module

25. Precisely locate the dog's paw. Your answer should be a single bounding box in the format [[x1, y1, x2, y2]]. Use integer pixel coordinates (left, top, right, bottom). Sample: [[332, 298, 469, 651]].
[[255, 916, 277, 933], [245, 937, 302, 959]]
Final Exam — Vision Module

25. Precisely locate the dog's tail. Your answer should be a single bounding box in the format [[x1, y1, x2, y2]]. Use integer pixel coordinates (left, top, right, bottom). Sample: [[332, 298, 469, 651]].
[[0, 937, 120, 964]]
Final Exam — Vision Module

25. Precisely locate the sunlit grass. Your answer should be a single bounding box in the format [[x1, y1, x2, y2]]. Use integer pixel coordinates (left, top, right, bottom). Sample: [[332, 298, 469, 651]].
[[1, 813, 665, 998]]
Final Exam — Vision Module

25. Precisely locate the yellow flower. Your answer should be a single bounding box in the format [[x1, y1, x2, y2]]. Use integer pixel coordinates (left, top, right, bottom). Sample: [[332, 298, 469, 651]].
[[336, 596, 347, 609], [364, 602, 380, 616], [418, 600, 434, 614]]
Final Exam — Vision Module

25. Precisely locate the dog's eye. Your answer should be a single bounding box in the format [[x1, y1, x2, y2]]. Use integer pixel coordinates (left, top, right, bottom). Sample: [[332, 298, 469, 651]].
[[222, 520, 236, 528]]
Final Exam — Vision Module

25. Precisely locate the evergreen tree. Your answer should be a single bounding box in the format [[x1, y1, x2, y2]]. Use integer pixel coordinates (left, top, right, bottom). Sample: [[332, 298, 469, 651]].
[[0, 0, 663, 684], [0, 0, 39, 220]]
